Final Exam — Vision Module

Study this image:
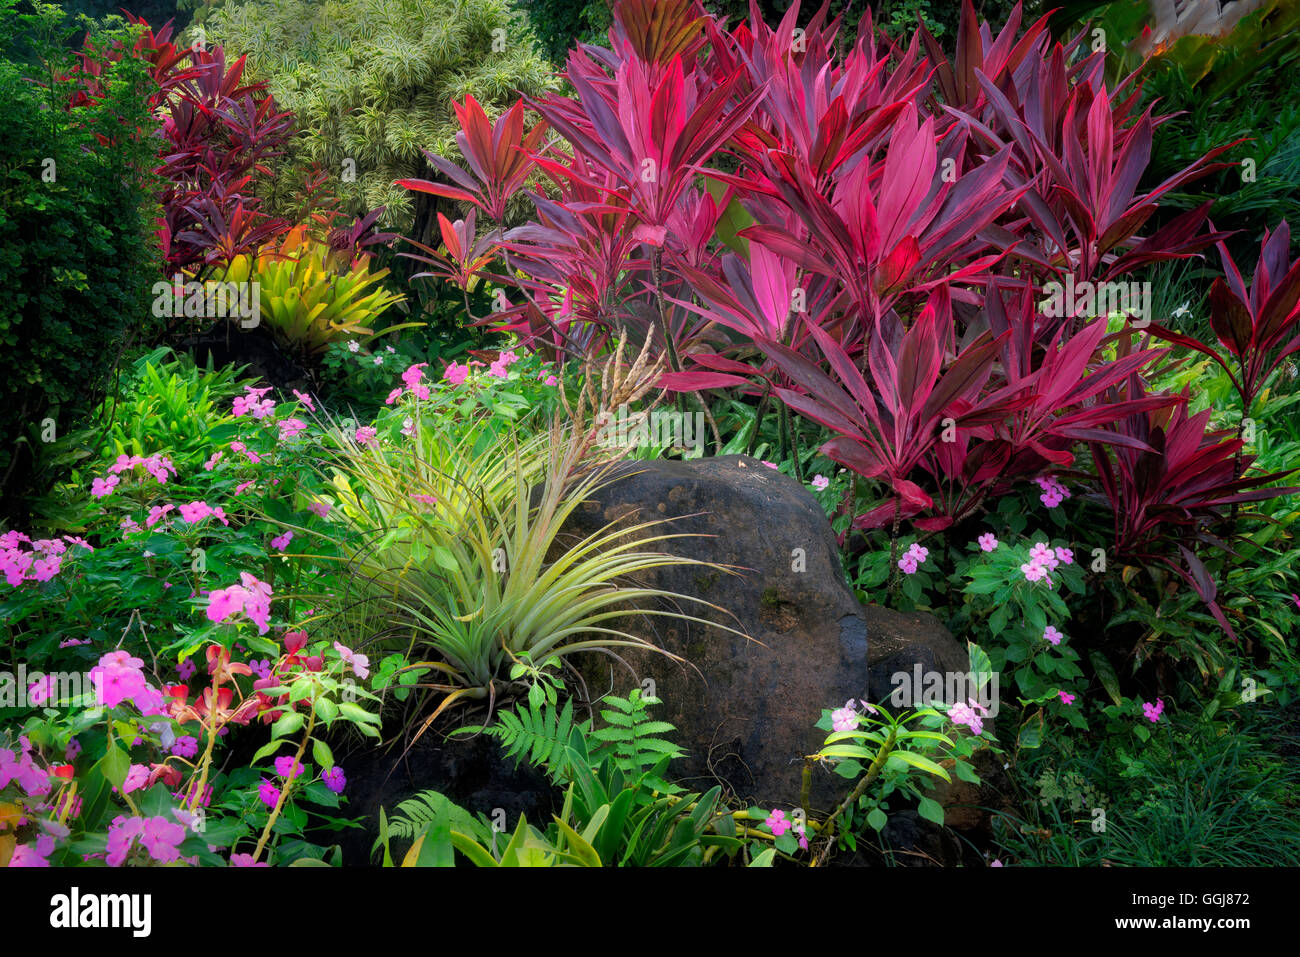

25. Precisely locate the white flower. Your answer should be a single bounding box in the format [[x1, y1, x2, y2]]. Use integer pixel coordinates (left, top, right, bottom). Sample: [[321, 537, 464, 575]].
[[347, 341, 360, 353]]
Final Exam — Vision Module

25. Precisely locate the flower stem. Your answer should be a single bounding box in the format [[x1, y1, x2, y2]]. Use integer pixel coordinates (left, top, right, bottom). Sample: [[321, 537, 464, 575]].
[[251, 708, 316, 864]]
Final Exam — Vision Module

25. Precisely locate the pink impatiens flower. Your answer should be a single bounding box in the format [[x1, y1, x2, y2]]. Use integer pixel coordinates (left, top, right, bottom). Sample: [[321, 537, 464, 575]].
[[765, 808, 791, 837], [1043, 625, 1064, 646], [145, 504, 174, 528], [948, 700, 987, 735], [278, 418, 308, 441], [831, 703, 858, 732], [90, 475, 120, 499], [307, 501, 330, 518], [108, 454, 144, 475], [978, 532, 998, 552], [1029, 542, 1059, 570], [1033, 475, 1071, 508], [8, 834, 55, 867], [274, 755, 305, 779], [270, 531, 294, 552], [204, 451, 223, 471], [355, 426, 378, 448], [810, 474, 829, 491], [143, 454, 176, 484], [1021, 561, 1049, 583], [139, 815, 186, 864], [205, 573, 273, 634], [178, 501, 214, 523], [444, 361, 470, 386], [232, 386, 276, 420], [1058, 691, 1076, 705], [333, 641, 370, 680], [321, 766, 346, 794], [1142, 699, 1165, 723], [292, 389, 316, 412]]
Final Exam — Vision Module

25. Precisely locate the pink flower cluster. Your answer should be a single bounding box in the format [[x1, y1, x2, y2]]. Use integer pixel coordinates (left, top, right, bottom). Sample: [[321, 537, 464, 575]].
[[443, 360, 470, 386], [106, 812, 188, 866], [1142, 699, 1165, 723], [898, 542, 928, 575], [91, 453, 176, 497], [89, 651, 164, 714], [1020, 542, 1073, 584], [321, 766, 346, 794], [178, 501, 229, 525], [763, 809, 808, 850], [8, 833, 57, 867], [1, 533, 89, 586], [206, 573, 273, 634], [948, 698, 990, 735], [0, 737, 53, 797], [830, 704, 859, 732], [355, 426, 378, 448], [232, 385, 276, 420], [1033, 475, 1071, 508], [488, 350, 519, 378]]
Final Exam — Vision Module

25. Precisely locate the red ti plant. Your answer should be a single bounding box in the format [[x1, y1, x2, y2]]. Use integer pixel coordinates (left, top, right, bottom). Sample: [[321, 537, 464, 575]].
[[1148, 221, 1300, 421], [65, 21, 296, 277], [1087, 384, 1298, 638], [933, 280, 1178, 489], [764, 287, 1013, 531], [396, 95, 549, 223]]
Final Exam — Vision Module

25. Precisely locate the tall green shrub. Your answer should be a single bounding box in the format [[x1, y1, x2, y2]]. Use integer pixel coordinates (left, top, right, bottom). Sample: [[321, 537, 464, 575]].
[[0, 2, 164, 519]]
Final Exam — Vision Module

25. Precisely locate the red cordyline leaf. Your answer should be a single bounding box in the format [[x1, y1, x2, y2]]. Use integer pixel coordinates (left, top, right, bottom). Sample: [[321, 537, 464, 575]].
[[1085, 385, 1299, 638], [1149, 221, 1300, 413], [400, 209, 499, 290], [766, 288, 1009, 527], [397, 95, 548, 222]]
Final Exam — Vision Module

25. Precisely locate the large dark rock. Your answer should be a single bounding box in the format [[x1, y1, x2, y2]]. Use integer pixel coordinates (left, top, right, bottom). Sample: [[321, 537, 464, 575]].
[[560, 457, 938, 813], [564, 455, 864, 814], [562, 455, 1008, 845]]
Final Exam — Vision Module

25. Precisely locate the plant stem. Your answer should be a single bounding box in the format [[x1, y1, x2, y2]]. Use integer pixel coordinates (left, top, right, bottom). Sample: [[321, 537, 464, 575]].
[[812, 727, 897, 867], [251, 708, 317, 864], [747, 387, 771, 458]]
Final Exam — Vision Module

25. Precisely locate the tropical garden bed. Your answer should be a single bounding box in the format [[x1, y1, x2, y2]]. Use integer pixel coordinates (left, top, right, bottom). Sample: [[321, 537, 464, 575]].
[[2, 0, 1299, 876]]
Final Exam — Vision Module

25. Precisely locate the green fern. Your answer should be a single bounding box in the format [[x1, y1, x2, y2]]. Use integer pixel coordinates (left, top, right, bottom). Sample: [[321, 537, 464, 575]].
[[474, 695, 586, 785], [589, 689, 684, 793], [462, 689, 684, 793], [373, 788, 492, 861]]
